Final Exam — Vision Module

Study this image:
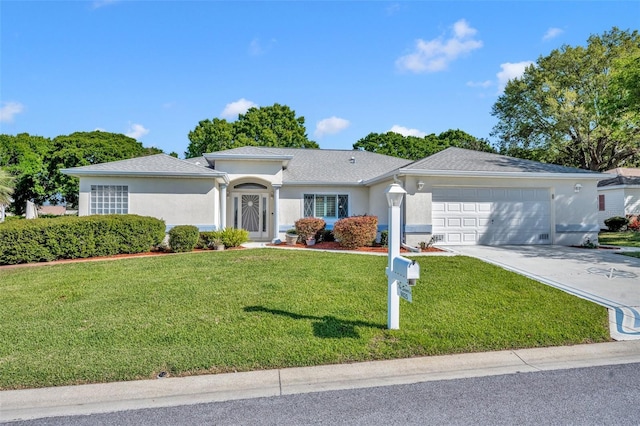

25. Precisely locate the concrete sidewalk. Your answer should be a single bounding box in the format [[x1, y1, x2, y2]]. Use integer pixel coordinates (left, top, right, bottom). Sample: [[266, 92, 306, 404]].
[[2, 341, 639, 423]]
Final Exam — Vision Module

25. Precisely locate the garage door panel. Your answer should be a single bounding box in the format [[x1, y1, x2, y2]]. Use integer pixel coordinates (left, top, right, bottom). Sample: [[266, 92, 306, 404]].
[[432, 187, 551, 246], [463, 218, 477, 227]]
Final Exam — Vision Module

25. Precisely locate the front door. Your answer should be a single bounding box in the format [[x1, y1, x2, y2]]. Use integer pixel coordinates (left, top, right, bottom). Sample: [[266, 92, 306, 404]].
[[239, 193, 269, 240]]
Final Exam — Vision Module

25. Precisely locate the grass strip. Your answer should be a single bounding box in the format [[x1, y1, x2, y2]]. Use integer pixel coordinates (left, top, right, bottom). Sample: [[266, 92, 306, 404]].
[[0, 249, 609, 389], [599, 231, 640, 247]]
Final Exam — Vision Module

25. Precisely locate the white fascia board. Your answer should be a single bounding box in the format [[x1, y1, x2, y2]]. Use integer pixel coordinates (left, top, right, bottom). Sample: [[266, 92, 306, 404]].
[[283, 181, 364, 186], [60, 170, 228, 181], [364, 169, 607, 186], [598, 184, 640, 190]]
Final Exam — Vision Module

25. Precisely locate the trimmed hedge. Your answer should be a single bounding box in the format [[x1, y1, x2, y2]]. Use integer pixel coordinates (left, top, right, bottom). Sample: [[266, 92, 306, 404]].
[[604, 216, 629, 232], [168, 225, 200, 253], [0, 215, 166, 265], [333, 216, 378, 249], [295, 217, 326, 242]]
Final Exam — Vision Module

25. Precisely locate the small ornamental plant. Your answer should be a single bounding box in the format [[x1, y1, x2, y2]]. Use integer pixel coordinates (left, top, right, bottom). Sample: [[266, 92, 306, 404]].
[[333, 215, 378, 249], [294, 217, 326, 241]]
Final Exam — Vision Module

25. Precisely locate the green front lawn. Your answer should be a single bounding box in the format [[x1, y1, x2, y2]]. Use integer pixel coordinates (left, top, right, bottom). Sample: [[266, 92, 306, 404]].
[[0, 250, 609, 390], [599, 231, 640, 247]]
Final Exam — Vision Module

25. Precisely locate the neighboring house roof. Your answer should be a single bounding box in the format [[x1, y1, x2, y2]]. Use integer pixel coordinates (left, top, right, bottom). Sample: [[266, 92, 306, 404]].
[[204, 147, 412, 185], [61, 154, 228, 180], [599, 167, 640, 188], [605, 168, 640, 177], [361, 147, 603, 184]]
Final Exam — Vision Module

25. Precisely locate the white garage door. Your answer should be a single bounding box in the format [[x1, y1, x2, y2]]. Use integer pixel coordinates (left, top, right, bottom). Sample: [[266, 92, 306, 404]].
[[432, 187, 551, 245]]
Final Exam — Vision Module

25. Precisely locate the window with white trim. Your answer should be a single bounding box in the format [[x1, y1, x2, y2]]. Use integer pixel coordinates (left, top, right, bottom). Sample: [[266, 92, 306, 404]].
[[304, 194, 348, 219], [90, 185, 128, 214]]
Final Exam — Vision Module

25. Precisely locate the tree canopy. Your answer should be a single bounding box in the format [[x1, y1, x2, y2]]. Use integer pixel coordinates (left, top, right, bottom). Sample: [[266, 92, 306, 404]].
[[491, 27, 640, 171], [352, 129, 494, 160], [186, 103, 318, 158], [0, 131, 162, 213]]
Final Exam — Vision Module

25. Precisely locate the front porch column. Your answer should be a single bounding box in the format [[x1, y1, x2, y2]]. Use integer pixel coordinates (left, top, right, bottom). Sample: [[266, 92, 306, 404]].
[[219, 183, 227, 230], [272, 184, 281, 242]]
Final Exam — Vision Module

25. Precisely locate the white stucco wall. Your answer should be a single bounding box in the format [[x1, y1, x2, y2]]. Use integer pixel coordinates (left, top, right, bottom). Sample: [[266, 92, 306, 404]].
[[625, 188, 640, 215], [78, 176, 219, 230], [597, 188, 625, 229], [277, 185, 369, 236], [215, 160, 283, 185]]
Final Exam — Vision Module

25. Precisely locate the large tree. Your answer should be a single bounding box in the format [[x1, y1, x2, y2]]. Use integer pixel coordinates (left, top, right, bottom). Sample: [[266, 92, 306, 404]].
[[48, 131, 163, 207], [491, 27, 640, 171], [0, 131, 162, 212], [352, 129, 494, 160], [186, 103, 318, 158], [0, 133, 53, 214]]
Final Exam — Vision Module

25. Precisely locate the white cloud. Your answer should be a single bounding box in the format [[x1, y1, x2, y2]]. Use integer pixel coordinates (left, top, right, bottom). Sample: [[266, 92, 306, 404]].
[[92, 0, 119, 9], [0, 101, 24, 123], [221, 98, 257, 119], [315, 116, 350, 138], [396, 19, 483, 73], [389, 125, 426, 138], [543, 27, 563, 41], [125, 123, 149, 140], [249, 38, 277, 56], [497, 61, 534, 92], [386, 3, 401, 15], [466, 80, 493, 88]]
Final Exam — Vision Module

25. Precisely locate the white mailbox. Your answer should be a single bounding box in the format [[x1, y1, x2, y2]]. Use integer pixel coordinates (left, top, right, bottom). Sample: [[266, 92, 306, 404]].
[[391, 256, 420, 286]]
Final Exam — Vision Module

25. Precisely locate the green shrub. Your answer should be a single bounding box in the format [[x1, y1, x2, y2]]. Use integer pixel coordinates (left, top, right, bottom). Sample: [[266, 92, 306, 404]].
[[0, 215, 165, 265], [604, 216, 629, 232], [332, 216, 378, 249], [168, 225, 200, 253], [295, 217, 326, 241], [219, 227, 249, 248], [320, 229, 334, 242], [198, 231, 216, 249], [379, 230, 388, 247]]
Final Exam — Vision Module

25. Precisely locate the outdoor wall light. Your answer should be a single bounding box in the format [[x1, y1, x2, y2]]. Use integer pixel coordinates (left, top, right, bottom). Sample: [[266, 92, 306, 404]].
[[574, 183, 583, 193], [417, 180, 424, 191]]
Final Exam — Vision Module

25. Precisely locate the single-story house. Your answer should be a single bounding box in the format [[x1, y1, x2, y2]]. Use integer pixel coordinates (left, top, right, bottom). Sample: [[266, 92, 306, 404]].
[[597, 168, 640, 229], [61, 146, 607, 246]]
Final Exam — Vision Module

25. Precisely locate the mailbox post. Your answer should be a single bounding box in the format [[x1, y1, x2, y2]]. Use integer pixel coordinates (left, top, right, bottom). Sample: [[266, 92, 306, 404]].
[[384, 183, 420, 330]]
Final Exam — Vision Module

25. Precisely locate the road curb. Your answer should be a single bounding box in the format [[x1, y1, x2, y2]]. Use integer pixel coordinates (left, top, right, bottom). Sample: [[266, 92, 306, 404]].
[[2, 340, 639, 423]]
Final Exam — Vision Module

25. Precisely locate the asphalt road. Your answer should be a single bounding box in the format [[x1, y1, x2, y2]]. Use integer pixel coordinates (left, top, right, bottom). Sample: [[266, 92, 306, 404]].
[[10, 363, 640, 426]]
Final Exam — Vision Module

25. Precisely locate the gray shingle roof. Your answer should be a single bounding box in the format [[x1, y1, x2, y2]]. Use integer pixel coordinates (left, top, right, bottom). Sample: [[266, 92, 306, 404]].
[[598, 175, 640, 187], [206, 147, 412, 184], [61, 154, 224, 178], [403, 147, 601, 175]]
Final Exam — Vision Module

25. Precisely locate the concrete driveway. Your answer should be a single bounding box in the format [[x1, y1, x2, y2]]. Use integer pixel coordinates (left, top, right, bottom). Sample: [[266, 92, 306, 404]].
[[449, 245, 640, 341]]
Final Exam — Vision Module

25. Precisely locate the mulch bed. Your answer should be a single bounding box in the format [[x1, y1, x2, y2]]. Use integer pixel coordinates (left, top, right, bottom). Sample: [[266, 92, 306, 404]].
[[269, 241, 443, 253]]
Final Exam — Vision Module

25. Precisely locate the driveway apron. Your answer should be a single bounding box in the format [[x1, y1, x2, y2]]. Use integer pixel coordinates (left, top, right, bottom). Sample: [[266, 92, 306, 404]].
[[449, 245, 640, 340]]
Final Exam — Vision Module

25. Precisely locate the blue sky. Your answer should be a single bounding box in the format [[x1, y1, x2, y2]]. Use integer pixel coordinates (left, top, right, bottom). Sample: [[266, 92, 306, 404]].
[[1, 1, 638, 157]]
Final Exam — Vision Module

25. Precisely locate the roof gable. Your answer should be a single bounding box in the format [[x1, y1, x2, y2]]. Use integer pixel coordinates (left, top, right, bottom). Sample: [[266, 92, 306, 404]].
[[61, 154, 224, 178], [404, 147, 601, 175]]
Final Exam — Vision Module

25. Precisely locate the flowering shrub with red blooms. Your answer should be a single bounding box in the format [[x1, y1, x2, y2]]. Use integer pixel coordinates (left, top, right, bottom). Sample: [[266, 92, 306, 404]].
[[628, 214, 640, 231], [333, 216, 378, 249], [294, 217, 326, 241]]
